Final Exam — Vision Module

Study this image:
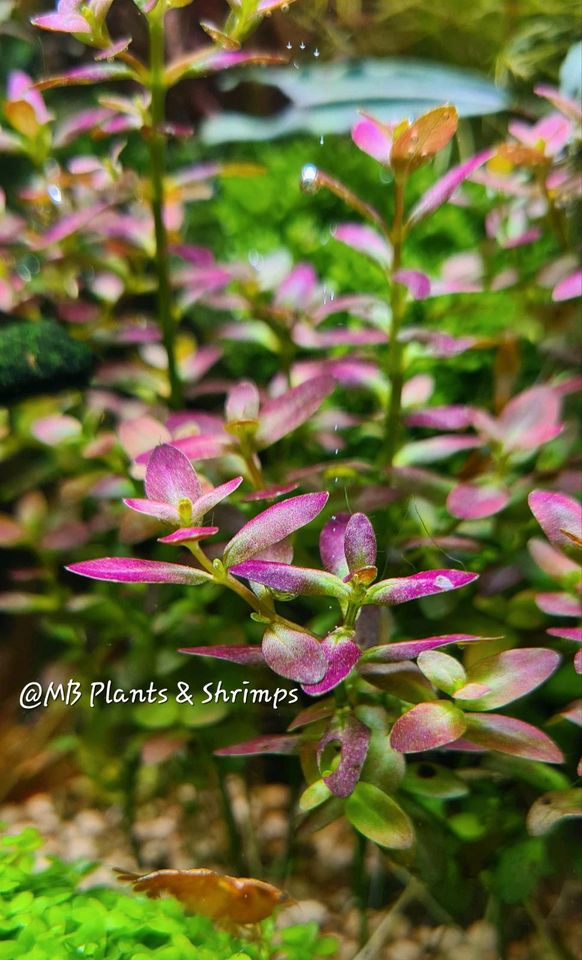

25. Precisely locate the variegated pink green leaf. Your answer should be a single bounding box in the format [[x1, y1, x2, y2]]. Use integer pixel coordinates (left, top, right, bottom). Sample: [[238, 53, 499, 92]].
[[66, 557, 212, 585], [244, 483, 299, 502], [462, 713, 564, 763], [261, 624, 327, 684], [393, 269, 431, 300], [407, 149, 494, 226], [158, 526, 218, 544], [552, 269, 582, 302], [528, 538, 580, 579], [165, 49, 287, 88], [536, 592, 581, 617], [454, 648, 560, 710], [494, 387, 563, 452], [405, 405, 475, 430], [332, 223, 392, 268], [344, 512, 377, 573], [36, 63, 133, 91], [447, 483, 510, 520], [390, 702, 467, 753], [229, 560, 350, 599], [528, 490, 582, 553], [363, 634, 489, 663], [318, 714, 370, 797], [215, 735, 300, 757], [145, 444, 201, 505], [179, 645, 265, 665], [365, 569, 478, 606], [225, 380, 260, 424], [303, 632, 361, 696], [352, 116, 393, 165], [255, 376, 334, 448], [319, 513, 350, 578], [274, 263, 317, 309], [417, 650, 467, 695], [223, 492, 328, 567], [394, 435, 481, 465]]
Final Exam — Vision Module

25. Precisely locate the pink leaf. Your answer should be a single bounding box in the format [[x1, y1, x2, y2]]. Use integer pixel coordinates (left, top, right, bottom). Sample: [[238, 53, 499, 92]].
[[455, 648, 560, 710], [529, 490, 582, 552], [365, 569, 478, 606], [462, 713, 564, 763], [393, 269, 431, 300], [319, 512, 350, 577], [344, 513, 377, 572], [262, 624, 327, 683], [230, 559, 349, 599], [363, 634, 489, 663], [144, 443, 201, 505], [528, 538, 579, 579], [223, 492, 328, 567], [352, 116, 392, 165], [333, 223, 392, 268], [215, 735, 300, 757], [547, 627, 582, 643], [156, 434, 230, 461], [447, 483, 510, 520], [179, 645, 265, 665], [405, 405, 474, 430], [536, 592, 581, 618], [189, 476, 243, 519], [303, 633, 361, 696], [407, 149, 494, 226], [390, 702, 467, 753], [35, 203, 109, 248], [158, 526, 218, 544], [497, 387, 562, 452], [255, 376, 334, 448], [35, 63, 132, 91], [275, 263, 317, 309], [66, 557, 212, 584], [395, 435, 481, 465], [318, 714, 370, 797], [225, 380, 260, 423]]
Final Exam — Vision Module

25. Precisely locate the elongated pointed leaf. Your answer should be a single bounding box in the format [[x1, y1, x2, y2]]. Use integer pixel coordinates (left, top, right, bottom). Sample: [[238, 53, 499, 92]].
[[262, 624, 327, 683], [394, 435, 481, 465], [408, 148, 494, 225], [223, 492, 328, 567], [447, 483, 510, 519], [345, 782, 414, 849], [319, 512, 350, 577], [344, 512, 377, 573], [365, 569, 478, 606], [229, 559, 350, 599], [303, 632, 361, 695], [255, 376, 334, 448], [179, 645, 265, 664], [332, 223, 391, 267], [215, 735, 300, 756], [158, 526, 218, 543], [318, 714, 370, 797], [390, 701, 467, 752], [363, 633, 489, 662], [66, 558, 212, 585], [463, 713, 564, 763], [190, 476, 244, 519], [405, 405, 474, 430], [536, 592, 581, 617], [36, 63, 133, 91], [456, 648, 560, 710]]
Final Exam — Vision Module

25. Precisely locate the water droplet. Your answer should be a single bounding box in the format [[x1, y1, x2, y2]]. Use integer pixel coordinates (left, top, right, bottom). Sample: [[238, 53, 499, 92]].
[[319, 135, 324, 145], [313, 48, 320, 57], [299, 41, 306, 49], [334, 448, 339, 456], [47, 184, 62, 205], [248, 249, 263, 269], [300, 163, 319, 193], [286, 41, 292, 49]]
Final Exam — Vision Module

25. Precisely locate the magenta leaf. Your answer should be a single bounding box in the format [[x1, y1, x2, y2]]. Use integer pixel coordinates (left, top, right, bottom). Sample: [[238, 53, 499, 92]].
[[390, 702, 467, 753], [528, 490, 582, 553], [275, 263, 317, 309], [189, 476, 244, 519], [223, 492, 328, 567], [66, 558, 213, 585], [145, 444, 201, 505], [447, 483, 510, 520], [393, 269, 431, 300], [363, 633, 490, 663], [454, 648, 560, 710], [225, 380, 260, 424], [352, 116, 392, 165], [344, 512, 377, 573], [547, 627, 582, 643], [36, 63, 132, 91], [179, 645, 265, 665], [229, 560, 350, 599], [365, 569, 478, 606], [255, 376, 334, 448], [535, 592, 581, 617], [168, 434, 231, 461], [496, 387, 562, 452], [158, 526, 218, 544], [407, 149, 494, 226], [552, 268, 582, 302], [405, 405, 475, 430], [261, 624, 327, 684], [394, 435, 481, 465], [318, 714, 370, 797], [34, 203, 109, 248], [462, 714, 564, 763], [528, 538, 579, 579], [332, 223, 392, 268], [319, 512, 350, 578], [215, 735, 300, 757], [303, 631, 361, 696]]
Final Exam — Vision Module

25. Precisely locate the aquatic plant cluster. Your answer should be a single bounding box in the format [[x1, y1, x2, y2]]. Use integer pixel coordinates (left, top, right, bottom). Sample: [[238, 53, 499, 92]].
[[0, 0, 580, 943]]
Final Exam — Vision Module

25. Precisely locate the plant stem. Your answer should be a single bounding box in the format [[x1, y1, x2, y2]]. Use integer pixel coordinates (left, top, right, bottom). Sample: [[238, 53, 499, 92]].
[[381, 174, 407, 468], [147, 1, 182, 409], [352, 878, 417, 960], [352, 830, 369, 948]]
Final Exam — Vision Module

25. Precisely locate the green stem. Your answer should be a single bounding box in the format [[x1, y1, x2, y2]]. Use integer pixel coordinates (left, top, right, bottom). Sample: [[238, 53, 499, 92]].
[[352, 830, 369, 948], [380, 174, 407, 468], [147, 2, 182, 409]]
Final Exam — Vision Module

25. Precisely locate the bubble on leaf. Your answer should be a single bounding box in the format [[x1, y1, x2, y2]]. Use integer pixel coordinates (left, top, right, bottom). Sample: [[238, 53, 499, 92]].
[[435, 575, 453, 590]]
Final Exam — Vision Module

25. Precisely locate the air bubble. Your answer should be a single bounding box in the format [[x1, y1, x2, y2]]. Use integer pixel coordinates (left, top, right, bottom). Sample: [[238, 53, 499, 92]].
[[47, 184, 62, 205], [299, 41, 305, 49], [314, 48, 320, 57], [319, 135, 324, 145], [286, 41, 292, 49], [300, 163, 319, 193]]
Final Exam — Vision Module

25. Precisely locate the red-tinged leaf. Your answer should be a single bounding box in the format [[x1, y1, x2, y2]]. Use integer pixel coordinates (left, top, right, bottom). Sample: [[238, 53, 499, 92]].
[[547, 627, 582, 643], [529, 490, 582, 553], [288, 700, 335, 731], [35, 63, 133, 91], [344, 513, 377, 572], [365, 569, 478, 606], [156, 434, 231, 461], [303, 633, 361, 696], [416, 650, 467, 694], [535, 85, 582, 122], [215, 735, 300, 757], [528, 538, 579, 579], [189, 476, 243, 520], [363, 633, 490, 663], [453, 682, 492, 700], [407, 148, 494, 225], [319, 512, 350, 577], [158, 526, 218, 544], [463, 713, 564, 763], [455, 648, 560, 710], [229, 560, 350, 599], [352, 115, 393, 165], [275, 263, 317, 309], [390, 702, 467, 753], [496, 386, 562, 452], [527, 788, 582, 836], [558, 700, 582, 725], [262, 624, 327, 684], [358, 661, 437, 702], [31, 11, 91, 33], [66, 557, 212, 585], [536, 592, 581, 617], [318, 714, 370, 797], [223, 492, 328, 567], [553, 268, 582, 301], [225, 380, 260, 423], [391, 105, 458, 174], [145, 443, 201, 505], [405, 405, 475, 430], [179, 645, 265, 664], [345, 782, 414, 849], [165, 48, 287, 87], [34, 203, 109, 248], [255, 376, 334, 448], [332, 223, 391, 268], [393, 269, 431, 300], [394, 435, 481, 465], [244, 483, 299, 502], [447, 483, 510, 520], [95, 37, 132, 60]]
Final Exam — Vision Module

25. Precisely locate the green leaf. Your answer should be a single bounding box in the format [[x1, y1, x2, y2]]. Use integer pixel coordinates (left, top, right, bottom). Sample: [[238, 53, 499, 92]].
[[345, 782, 414, 849], [493, 838, 549, 903]]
